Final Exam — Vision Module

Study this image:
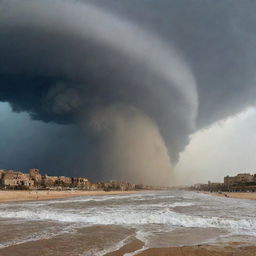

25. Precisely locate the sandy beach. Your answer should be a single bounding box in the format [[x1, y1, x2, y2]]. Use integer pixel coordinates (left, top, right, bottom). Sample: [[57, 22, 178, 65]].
[[202, 191, 256, 200], [1, 239, 255, 256], [105, 242, 256, 256], [0, 190, 145, 203], [0, 190, 255, 256], [135, 243, 256, 256], [1, 190, 255, 203]]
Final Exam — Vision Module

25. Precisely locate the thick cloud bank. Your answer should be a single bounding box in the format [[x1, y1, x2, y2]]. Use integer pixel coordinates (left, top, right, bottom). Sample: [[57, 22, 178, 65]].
[[0, 0, 198, 185], [1, 0, 256, 185]]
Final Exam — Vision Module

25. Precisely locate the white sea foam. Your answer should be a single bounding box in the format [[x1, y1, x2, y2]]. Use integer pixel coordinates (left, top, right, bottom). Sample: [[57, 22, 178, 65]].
[[0, 191, 256, 252], [0, 225, 76, 249], [0, 193, 151, 209], [83, 235, 133, 256], [169, 202, 194, 207], [34, 193, 151, 205], [0, 193, 177, 209], [0, 207, 255, 236]]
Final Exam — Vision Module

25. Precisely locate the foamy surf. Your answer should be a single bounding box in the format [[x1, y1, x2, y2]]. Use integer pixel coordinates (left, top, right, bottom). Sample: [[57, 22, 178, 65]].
[[0, 205, 255, 235], [0, 190, 255, 254]]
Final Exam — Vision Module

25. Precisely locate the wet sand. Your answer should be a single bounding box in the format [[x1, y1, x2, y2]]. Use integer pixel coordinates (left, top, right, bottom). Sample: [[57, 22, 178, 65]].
[[0, 190, 145, 203], [203, 191, 256, 200], [0, 190, 256, 256], [1, 238, 255, 256], [105, 239, 144, 256], [105, 241, 256, 256], [135, 243, 256, 256]]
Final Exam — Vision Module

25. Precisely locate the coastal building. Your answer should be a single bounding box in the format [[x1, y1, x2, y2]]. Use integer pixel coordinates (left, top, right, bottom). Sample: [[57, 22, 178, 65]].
[[224, 176, 237, 186], [207, 181, 225, 192], [236, 173, 254, 183], [194, 172, 256, 192], [0, 170, 4, 179], [0, 168, 148, 191], [224, 173, 254, 185], [57, 176, 72, 187], [89, 183, 99, 190], [1, 170, 34, 188], [72, 177, 90, 189], [29, 168, 42, 186], [41, 175, 59, 187]]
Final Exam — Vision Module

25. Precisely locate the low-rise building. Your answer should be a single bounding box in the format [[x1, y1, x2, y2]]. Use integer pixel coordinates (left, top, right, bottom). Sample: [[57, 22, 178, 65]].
[[57, 176, 72, 187], [72, 177, 90, 189], [194, 172, 256, 192], [224, 176, 237, 186], [207, 181, 225, 191], [236, 173, 254, 183], [1, 170, 34, 188], [41, 175, 58, 187], [29, 168, 42, 185], [0, 168, 143, 191], [224, 173, 254, 185], [0, 170, 4, 179]]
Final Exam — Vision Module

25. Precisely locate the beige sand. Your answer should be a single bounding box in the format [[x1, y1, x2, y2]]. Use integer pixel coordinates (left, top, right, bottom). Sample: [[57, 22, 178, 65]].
[[135, 243, 256, 256], [1, 237, 255, 256], [105, 242, 256, 256], [105, 239, 144, 256], [0, 190, 145, 203], [203, 191, 256, 200]]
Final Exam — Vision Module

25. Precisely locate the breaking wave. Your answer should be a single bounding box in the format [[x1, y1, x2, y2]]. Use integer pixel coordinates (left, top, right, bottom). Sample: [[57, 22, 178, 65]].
[[0, 190, 255, 253], [0, 208, 255, 236]]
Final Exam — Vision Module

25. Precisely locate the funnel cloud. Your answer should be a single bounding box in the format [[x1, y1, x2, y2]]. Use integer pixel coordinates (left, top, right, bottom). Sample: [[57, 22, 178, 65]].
[[90, 104, 174, 184]]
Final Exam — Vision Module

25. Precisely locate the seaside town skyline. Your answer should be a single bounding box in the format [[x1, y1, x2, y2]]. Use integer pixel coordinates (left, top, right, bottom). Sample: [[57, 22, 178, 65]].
[[192, 172, 256, 192], [0, 168, 154, 191], [1, 167, 256, 193]]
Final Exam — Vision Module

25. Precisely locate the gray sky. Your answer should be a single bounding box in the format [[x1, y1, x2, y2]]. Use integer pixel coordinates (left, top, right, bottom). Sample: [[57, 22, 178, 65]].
[[0, 0, 256, 184], [175, 107, 256, 185]]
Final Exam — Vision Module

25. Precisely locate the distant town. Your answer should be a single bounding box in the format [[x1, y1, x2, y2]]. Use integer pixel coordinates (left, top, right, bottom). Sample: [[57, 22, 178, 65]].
[[0, 168, 155, 191], [2, 168, 255, 193], [192, 173, 256, 192]]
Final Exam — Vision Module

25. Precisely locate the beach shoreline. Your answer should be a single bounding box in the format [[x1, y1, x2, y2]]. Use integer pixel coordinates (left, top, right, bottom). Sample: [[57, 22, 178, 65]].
[[1, 239, 255, 256], [134, 243, 256, 256], [104, 241, 256, 256], [0, 190, 255, 255], [0, 190, 147, 203], [201, 191, 256, 200]]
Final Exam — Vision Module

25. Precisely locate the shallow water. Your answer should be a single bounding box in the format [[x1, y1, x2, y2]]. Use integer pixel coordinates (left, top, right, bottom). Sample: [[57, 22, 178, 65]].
[[0, 190, 255, 255]]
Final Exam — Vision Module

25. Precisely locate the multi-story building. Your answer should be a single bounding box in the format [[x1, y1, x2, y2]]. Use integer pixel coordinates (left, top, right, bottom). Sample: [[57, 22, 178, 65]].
[[72, 177, 90, 189], [41, 175, 59, 187], [29, 168, 42, 186], [0, 170, 4, 180], [236, 173, 254, 183], [224, 173, 254, 185], [1, 170, 34, 187], [57, 176, 72, 187], [0, 168, 141, 191], [224, 176, 237, 186]]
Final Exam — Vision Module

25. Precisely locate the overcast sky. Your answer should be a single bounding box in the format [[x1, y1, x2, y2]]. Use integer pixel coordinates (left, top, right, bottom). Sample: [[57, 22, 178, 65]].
[[175, 107, 256, 185], [0, 0, 256, 184]]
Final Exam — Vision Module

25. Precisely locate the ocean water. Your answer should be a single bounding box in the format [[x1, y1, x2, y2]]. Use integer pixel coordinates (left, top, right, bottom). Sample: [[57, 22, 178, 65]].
[[0, 190, 255, 255]]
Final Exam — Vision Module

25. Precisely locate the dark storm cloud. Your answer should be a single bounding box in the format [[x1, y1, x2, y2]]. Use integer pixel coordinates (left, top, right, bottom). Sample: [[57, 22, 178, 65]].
[[0, 0, 256, 184], [95, 0, 256, 127]]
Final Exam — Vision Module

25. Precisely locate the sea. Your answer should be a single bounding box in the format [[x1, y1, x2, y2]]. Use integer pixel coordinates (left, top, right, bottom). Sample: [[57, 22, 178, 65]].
[[0, 190, 255, 255]]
